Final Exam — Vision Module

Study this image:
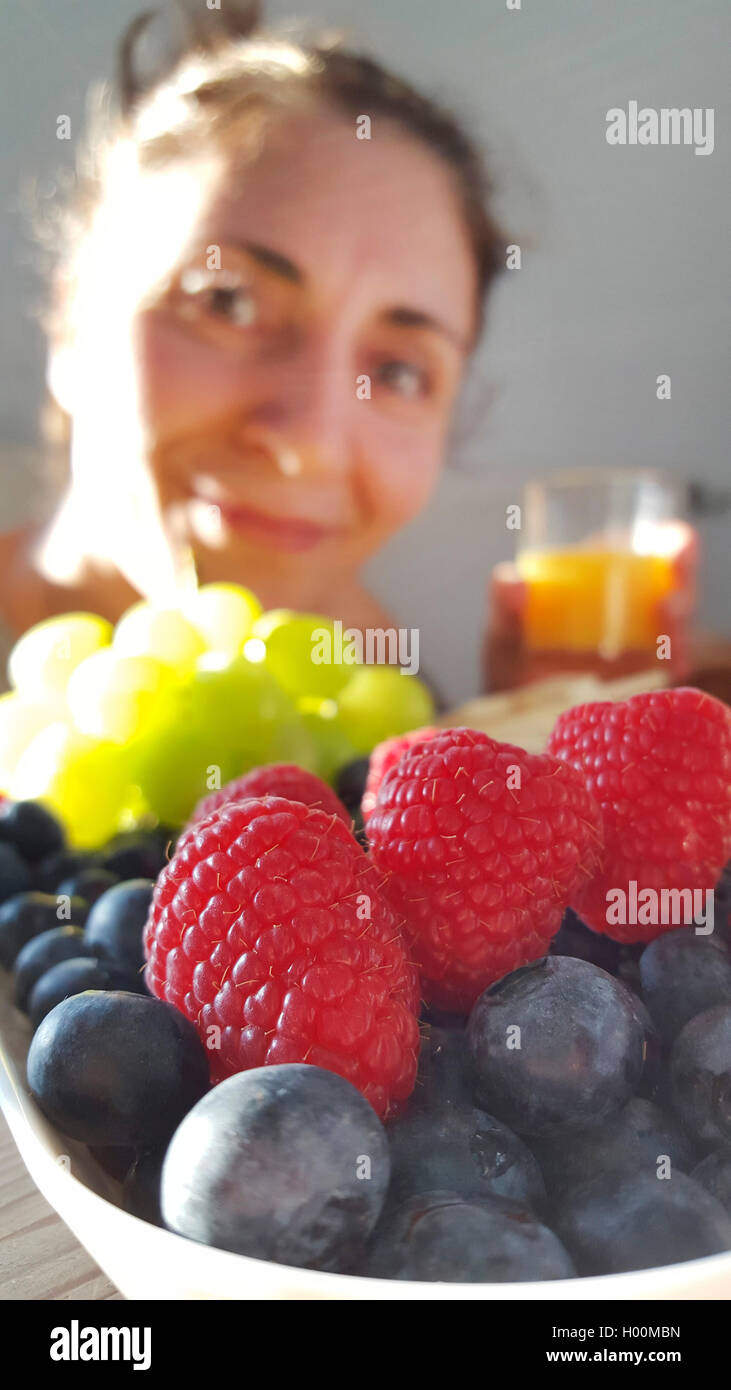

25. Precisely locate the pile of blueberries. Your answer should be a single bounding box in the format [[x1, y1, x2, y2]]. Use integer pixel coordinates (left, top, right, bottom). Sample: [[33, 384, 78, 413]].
[[1, 792, 731, 1284], [0, 798, 170, 1022]]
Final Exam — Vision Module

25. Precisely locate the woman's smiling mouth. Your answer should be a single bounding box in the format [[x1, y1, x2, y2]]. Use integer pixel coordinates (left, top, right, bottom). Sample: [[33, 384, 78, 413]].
[[199, 496, 335, 552]]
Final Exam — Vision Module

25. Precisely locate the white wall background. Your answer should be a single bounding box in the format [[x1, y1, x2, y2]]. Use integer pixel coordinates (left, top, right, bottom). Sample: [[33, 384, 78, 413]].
[[1, 0, 729, 702]]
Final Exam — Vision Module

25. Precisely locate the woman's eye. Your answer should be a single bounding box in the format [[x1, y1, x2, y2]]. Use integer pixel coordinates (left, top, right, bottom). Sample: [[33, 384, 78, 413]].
[[178, 269, 257, 327], [206, 284, 256, 326], [377, 359, 428, 398]]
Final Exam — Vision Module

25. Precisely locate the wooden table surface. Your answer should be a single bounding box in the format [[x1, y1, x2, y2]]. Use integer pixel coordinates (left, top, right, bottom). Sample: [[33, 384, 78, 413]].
[[0, 1110, 122, 1301]]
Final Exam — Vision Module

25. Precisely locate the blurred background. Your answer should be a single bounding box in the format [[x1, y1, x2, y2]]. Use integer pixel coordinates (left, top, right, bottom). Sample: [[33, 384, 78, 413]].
[[1, 0, 729, 703]]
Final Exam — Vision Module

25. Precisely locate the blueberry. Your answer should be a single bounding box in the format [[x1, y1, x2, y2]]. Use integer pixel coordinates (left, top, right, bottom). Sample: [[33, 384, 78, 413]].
[[334, 757, 370, 815], [412, 1025, 473, 1110], [533, 1097, 696, 1198], [670, 1003, 731, 1148], [28, 956, 144, 1029], [555, 1170, 731, 1275], [13, 927, 92, 1011], [334, 759, 370, 848], [550, 909, 648, 997], [0, 800, 64, 863], [123, 1150, 165, 1227], [84, 879, 153, 975], [467, 957, 646, 1137], [639, 929, 731, 1044], [99, 832, 168, 882], [0, 842, 31, 907], [27, 991, 209, 1147], [388, 1100, 546, 1210], [35, 848, 98, 894], [628, 993, 664, 1100], [161, 1063, 390, 1272], [362, 1191, 575, 1283], [388, 1028, 544, 1211], [615, 943, 645, 996], [550, 908, 620, 973], [57, 867, 120, 907], [691, 1151, 731, 1217], [0, 892, 73, 969]]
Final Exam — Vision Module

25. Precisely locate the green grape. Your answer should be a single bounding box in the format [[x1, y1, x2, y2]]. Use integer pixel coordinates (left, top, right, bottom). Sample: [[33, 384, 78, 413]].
[[129, 654, 318, 825], [128, 708, 231, 827], [186, 654, 308, 752], [10, 722, 134, 848], [249, 610, 351, 700], [67, 649, 176, 744], [248, 609, 295, 642], [113, 602, 206, 672], [298, 699, 358, 783], [0, 693, 51, 792], [193, 655, 319, 773], [8, 613, 112, 711], [183, 583, 262, 658], [335, 666, 436, 754]]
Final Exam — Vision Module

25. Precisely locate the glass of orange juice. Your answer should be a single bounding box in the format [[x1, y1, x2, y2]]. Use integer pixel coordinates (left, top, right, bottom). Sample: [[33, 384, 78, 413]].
[[512, 469, 696, 678]]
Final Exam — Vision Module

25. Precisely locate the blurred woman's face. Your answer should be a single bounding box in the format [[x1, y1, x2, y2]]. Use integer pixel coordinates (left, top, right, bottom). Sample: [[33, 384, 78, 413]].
[[98, 108, 478, 599]]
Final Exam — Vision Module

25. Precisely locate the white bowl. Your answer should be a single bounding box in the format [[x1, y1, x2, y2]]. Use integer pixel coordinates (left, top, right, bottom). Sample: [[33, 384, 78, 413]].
[[2, 985, 730, 1301]]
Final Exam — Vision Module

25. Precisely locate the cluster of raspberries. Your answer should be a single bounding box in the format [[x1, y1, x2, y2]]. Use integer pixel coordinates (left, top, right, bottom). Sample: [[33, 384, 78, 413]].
[[144, 688, 731, 1117]]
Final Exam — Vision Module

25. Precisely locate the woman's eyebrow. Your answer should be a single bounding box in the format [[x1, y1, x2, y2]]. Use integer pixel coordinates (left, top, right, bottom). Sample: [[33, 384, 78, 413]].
[[383, 306, 470, 351], [237, 240, 303, 283]]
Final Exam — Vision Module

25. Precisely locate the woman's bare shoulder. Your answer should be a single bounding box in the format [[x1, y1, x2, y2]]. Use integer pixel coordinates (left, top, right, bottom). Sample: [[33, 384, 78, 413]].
[[0, 526, 47, 635], [0, 523, 136, 637], [0, 525, 30, 568]]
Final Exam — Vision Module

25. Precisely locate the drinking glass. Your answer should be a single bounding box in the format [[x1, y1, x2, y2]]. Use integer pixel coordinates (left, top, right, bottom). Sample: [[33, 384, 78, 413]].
[[485, 468, 697, 689]]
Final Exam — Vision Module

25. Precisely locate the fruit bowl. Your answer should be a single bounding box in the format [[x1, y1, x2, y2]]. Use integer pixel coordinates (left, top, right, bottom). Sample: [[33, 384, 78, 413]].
[[2, 986, 730, 1300], [2, 657, 730, 1299]]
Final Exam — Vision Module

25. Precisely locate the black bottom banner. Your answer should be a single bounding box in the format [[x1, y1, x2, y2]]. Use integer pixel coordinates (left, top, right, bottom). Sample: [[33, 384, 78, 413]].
[[8, 1298, 724, 1375]]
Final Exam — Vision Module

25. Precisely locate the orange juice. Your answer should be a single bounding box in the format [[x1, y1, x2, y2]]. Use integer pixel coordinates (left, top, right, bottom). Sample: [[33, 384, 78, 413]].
[[516, 547, 677, 656]]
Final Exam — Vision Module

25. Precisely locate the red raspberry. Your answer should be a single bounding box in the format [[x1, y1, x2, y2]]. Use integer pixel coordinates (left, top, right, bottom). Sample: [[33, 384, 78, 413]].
[[362, 727, 439, 822], [547, 687, 731, 944], [144, 797, 420, 1119], [188, 763, 351, 830], [367, 727, 603, 1012]]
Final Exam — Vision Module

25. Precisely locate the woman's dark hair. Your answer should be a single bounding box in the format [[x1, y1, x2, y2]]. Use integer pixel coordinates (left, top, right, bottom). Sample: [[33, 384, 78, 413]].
[[47, 0, 504, 345]]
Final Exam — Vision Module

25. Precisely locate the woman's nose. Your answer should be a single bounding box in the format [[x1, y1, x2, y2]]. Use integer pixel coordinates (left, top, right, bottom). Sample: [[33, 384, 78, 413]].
[[233, 335, 355, 477]]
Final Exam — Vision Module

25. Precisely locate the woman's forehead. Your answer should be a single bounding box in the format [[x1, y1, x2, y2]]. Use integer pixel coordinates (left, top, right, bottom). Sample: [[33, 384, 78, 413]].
[[188, 108, 478, 338]]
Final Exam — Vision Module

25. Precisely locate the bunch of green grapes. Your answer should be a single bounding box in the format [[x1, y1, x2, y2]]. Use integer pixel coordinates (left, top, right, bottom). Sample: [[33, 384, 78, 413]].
[[332, 666, 436, 755], [11, 722, 136, 849], [3, 590, 270, 843], [247, 609, 436, 757], [4, 612, 124, 846], [247, 610, 352, 701], [128, 654, 318, 827], [3, 589, 436, 844]]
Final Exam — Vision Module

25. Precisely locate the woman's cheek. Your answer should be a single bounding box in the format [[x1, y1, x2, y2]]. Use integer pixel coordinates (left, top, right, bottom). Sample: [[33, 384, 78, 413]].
[[132, 311, 240, 441], [361, 425, 446, 536]]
